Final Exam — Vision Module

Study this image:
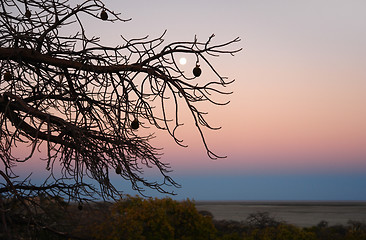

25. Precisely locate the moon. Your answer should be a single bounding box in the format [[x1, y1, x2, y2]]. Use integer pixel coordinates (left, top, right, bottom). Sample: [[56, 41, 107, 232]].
[[179, 57, 187, 65]]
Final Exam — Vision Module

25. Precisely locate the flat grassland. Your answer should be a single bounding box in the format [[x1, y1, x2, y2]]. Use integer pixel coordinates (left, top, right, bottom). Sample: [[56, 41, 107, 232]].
[[195, 201, 366, 227]]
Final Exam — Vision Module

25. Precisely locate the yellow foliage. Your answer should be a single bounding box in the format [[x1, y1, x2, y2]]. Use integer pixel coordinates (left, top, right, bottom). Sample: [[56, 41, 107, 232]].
[[92, 195, 216, 240]]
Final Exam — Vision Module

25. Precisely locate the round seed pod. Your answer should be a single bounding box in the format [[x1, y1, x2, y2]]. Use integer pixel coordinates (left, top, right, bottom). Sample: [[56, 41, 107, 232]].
[[131, 118, 139, 130], [25, 9, 31, 19], [115, 165, 122, 174], [100, 10, 108, 20], [193, 66, 201, 77]]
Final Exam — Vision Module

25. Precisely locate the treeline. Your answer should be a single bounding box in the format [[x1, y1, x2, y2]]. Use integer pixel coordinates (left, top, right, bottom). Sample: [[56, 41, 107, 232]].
[[1, 195, 366, 240], [213, 216, 366, 240]]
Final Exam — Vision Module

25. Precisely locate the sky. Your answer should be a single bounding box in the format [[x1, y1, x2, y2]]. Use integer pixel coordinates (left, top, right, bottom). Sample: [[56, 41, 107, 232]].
[[10, 1, 366, 200], [105, 1, 366, 200]]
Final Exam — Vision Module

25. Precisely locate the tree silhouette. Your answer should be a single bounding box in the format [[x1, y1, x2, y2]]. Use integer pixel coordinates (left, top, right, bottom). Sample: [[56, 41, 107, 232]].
[[0, 0, 240, 206]]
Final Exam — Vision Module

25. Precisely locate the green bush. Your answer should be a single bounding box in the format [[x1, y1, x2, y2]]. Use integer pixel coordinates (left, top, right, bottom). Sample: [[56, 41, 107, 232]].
[[304, 220, 366, 240], [92, 195, 217, 240]]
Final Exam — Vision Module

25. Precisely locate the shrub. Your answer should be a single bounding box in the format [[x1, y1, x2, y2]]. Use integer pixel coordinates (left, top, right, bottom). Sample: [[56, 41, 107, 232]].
[[213, 219, 248, 239], [92, 195, 217, 240], [304, 220, 366, 240], [244, 224, 317, 240], [246, 211, 283, 229]]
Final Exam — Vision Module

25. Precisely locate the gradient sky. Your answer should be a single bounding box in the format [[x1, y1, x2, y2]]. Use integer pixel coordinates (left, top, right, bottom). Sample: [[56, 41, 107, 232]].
[[11, 1, 366, 200]]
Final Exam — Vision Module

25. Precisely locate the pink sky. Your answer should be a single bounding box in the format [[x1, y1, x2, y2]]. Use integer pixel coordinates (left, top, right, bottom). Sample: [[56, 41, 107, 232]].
[[15, 0, 366, 174], [141, 1, 366, 175], [8, 1, 366, 200]]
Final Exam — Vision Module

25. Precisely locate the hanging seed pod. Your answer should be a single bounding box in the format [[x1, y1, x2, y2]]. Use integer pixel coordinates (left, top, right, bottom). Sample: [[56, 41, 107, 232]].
[[131, 118, 139, 130], [3, 71, 12, 81], [24, 9, 31, 19], [193, 65, 202, 77], [100, 10, 108, 20], [115, 165, 122, 174], [78, 204, 83, 211]]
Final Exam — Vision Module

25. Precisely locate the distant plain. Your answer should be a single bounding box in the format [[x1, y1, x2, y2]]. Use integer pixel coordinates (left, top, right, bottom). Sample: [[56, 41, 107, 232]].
[[195, 201, 366, 227]]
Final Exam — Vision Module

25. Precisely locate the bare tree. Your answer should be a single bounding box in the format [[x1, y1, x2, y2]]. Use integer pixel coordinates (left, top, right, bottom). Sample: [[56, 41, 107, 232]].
[[0, 0, 240, 224]]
